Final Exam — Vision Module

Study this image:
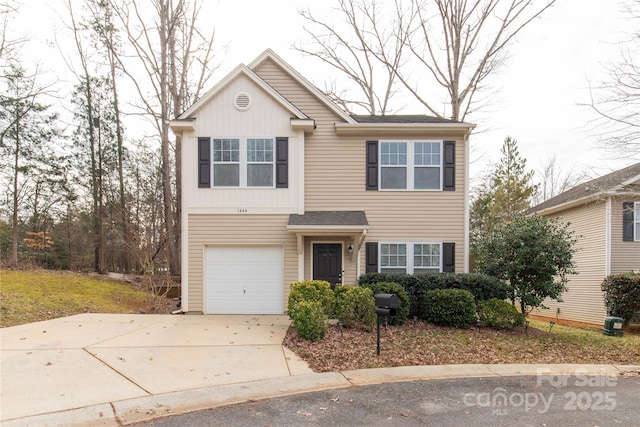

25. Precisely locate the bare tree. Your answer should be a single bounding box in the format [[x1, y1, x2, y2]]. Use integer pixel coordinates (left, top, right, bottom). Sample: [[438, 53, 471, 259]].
[[299, 0, 555, 121], [107, 0, 217, 275], [296, 0, 412, 115], [532, 155, 590, 204], [588, 0, 640, 158]]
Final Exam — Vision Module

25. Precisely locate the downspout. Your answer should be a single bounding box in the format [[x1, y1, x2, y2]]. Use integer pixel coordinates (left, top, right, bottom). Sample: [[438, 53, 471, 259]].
[[605, 198, 611, 276], [463, 134, 470, 273]]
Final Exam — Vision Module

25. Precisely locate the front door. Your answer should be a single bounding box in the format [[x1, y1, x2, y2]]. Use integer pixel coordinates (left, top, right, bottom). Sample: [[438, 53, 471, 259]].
[[313, 243, 342, 287]]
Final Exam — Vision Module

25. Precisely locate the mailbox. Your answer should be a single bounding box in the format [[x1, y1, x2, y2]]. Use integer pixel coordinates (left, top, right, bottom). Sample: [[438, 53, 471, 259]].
[[375, 293, 398, 317]]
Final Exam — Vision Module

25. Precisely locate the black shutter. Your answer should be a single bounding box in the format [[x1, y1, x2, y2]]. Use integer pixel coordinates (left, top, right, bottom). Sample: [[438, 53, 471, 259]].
[[276, 137, 288, 188], [623, 202, 634, 241], [198, 137, 211, 188], [442, 242, 455, 272], [443, 141, 455, 191], [366, 141, 378, 190], [365, 242, 378, 273]]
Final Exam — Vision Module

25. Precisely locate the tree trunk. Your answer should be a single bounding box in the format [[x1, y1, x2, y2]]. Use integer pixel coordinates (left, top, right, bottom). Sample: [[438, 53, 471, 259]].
[[11, 119, 19, 268]]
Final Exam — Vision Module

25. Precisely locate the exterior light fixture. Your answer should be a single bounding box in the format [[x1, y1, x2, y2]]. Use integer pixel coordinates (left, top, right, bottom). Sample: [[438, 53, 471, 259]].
[[347, 244, 353, 254]]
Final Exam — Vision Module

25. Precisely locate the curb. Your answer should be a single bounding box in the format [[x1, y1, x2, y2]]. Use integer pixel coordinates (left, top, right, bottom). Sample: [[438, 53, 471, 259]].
[[3, 364, 639, 427]]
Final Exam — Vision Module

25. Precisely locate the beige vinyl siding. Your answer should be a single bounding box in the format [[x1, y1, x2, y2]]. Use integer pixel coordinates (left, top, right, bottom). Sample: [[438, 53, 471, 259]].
[[186, 214, 296, 313], [532, 201, 608, 325], [255, 58, 466, 271], [610, 197, 640, 273]]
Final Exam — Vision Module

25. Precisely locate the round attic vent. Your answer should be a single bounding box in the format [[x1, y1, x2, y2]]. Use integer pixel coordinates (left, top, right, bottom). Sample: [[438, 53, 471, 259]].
[[234, 92, 252, 111]]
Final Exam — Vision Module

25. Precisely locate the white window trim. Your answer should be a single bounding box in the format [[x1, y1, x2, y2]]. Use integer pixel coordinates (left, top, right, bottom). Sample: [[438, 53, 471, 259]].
[[635, 201, 640, 242], [212, 136, 276, 188], [379, 241, 443, 273], [379, 140, 443, 191]]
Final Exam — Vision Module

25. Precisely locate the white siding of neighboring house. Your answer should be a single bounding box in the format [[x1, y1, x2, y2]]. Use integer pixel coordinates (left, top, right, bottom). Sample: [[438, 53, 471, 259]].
[[532, 201, 608, 325]]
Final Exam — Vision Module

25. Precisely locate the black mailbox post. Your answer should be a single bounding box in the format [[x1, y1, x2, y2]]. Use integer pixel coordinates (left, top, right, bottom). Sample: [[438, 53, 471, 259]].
[[375, 293, 398, 355]]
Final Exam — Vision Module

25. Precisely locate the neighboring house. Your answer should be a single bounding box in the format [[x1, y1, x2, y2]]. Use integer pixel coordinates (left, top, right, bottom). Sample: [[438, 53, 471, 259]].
[[528, 162, 640, 327], [170, 49, 475, 315]]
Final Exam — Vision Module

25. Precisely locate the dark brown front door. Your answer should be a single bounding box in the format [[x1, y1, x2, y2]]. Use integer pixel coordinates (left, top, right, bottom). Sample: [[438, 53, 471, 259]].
[[313, 243, 342, 286]]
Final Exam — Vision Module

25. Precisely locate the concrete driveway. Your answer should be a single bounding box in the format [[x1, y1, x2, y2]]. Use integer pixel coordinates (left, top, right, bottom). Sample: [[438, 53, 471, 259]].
[[0, 313, 314, 425]]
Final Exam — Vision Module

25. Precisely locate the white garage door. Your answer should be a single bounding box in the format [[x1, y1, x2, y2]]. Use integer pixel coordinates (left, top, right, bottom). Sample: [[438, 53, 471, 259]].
[[205, 246, 284, 314]]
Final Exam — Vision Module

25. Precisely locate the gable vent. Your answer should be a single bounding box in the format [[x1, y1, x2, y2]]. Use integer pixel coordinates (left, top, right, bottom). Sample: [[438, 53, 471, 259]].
[[234, 92, 252, 111]]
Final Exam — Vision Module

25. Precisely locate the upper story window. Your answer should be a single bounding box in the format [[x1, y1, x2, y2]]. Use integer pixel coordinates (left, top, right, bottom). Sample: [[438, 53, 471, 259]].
[[212, 137, 274, 187], [380, 140, 442, 190]]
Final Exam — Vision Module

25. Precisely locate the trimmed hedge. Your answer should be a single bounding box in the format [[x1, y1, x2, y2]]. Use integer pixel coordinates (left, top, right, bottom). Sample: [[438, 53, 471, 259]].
[[360, 281, 410, 325], [359, 272, 509, 316], [477, 298, 525, 329], [422, 289, 477, 328], [287, 280, 335, 317], [333, 286, 376, 330], [601, 273, 640, 326]]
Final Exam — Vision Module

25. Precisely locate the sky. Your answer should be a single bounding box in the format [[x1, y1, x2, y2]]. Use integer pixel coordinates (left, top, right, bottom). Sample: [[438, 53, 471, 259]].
[[12, 0, 639, 184]]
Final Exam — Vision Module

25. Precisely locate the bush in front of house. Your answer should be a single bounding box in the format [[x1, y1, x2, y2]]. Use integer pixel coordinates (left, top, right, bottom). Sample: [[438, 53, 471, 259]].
[[477, 298, 525, 329], [422, 289, 477, 328], [358, 272, 508, 316], [287, 280, 335, 317], [289, 300, 327, 341], [601, 273, 640, 326], [333, 286, 376, 331], [360, 281, 410, 325]]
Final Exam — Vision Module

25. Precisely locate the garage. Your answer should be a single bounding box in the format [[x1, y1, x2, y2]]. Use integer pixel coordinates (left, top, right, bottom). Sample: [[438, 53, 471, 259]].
[[204, 246, 284, 314]]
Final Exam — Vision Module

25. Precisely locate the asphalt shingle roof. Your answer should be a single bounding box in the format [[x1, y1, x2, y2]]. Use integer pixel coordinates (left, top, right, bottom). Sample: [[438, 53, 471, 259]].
[[351, 115, 460, 124], [288, 211, 369, 227], [529, 162, 640, 213]]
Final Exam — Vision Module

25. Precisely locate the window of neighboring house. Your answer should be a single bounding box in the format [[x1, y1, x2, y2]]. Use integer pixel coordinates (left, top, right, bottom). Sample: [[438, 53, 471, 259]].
[[213, 137, 274, 187], [380, 242, 441, 273], [635, 202, 640, 242], [380, 141, 442, 190]]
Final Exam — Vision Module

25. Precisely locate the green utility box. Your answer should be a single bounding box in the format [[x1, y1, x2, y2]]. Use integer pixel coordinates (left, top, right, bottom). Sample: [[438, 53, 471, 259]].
[[602, 316, 624, 336]]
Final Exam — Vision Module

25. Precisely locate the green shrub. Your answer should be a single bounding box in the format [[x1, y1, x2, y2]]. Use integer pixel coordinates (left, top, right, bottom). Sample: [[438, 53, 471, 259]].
[[601, 273, 640, 326], [359, 272, 508, 316], [333, 286, 376, 330], [422, 289, 476, 328], [360, 281, 410, 325], [287, 280, 335, 317], [477, 298, 525, 329], [289, 300, 327, 341]]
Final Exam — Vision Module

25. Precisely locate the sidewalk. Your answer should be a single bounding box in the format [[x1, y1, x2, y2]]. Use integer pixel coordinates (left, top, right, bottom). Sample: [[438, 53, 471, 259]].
[[1, 314, 638, 426]]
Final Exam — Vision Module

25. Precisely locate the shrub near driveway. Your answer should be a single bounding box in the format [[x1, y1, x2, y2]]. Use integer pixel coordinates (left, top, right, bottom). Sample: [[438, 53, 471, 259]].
[[333, 286, 376, 330]]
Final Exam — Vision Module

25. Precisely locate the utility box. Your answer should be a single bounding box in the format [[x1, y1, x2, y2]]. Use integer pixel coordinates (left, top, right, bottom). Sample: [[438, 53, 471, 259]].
[[602, 316, 624, 336]]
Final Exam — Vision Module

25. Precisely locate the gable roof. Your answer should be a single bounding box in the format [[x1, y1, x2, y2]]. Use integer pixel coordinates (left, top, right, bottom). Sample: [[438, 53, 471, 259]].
[[529, 162, 640, 214], [249, 49, 356, 124], [176, 63, 308, 120]]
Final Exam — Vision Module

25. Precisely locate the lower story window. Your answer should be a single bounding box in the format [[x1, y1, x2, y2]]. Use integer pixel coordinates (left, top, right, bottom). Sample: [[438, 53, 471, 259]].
[[380, 242, 441, 273]]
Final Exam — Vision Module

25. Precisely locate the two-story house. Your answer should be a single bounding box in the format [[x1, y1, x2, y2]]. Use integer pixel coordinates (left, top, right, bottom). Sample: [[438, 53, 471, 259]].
[[528, 162, 640, 327], [170, 50, 475, 315]]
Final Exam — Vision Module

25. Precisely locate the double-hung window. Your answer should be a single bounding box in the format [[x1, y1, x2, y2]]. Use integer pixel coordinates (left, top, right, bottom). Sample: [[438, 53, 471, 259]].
[[212, 137, 274, 188], [380, 140, 442, 190], [380, 242, 441, 273], [635, 202, 640, 242]]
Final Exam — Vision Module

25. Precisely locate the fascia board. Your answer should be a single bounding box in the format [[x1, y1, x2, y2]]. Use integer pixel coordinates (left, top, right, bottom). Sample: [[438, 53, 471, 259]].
[[334, 122, 476, 138], [178, 64, 307, 120]]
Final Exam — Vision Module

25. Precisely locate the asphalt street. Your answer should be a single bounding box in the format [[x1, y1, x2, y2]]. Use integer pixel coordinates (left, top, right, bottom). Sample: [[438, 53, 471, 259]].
[[134, 374, 640, 426]]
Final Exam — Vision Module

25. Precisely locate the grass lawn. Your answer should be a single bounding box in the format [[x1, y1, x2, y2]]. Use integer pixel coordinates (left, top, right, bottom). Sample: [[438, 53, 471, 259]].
[[0, 269, 165, 327]]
